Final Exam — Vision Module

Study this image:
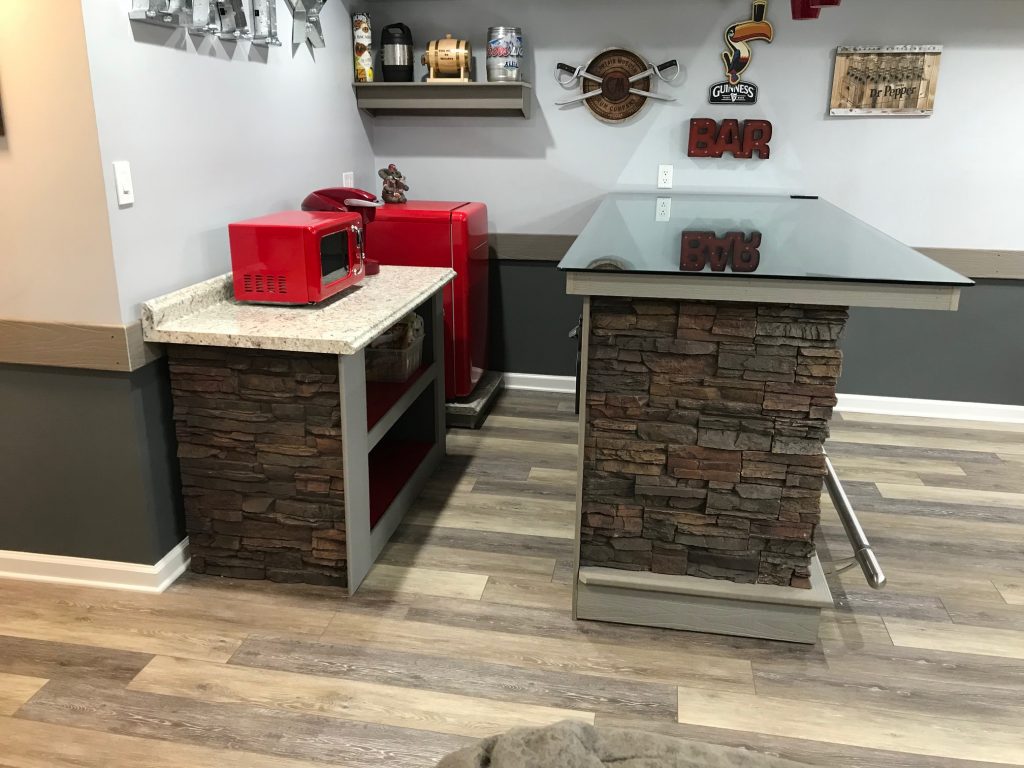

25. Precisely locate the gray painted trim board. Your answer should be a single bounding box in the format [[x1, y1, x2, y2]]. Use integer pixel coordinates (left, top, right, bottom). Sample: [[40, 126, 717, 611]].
[[0, 319, 157, 372], [576, 557, 832, 645], [489, 234, 577, 263], [570, 296, 591, 621], [565, 272, 962, 310], [916, 248, 1024, 280], [1, 243, 1015, 373]]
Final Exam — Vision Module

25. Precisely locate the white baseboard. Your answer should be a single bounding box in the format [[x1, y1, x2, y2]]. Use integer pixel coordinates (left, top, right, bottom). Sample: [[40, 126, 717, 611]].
[[836, 394, 1024, 423], [502, 372, 576, 394], [0, 538, 190, 593]]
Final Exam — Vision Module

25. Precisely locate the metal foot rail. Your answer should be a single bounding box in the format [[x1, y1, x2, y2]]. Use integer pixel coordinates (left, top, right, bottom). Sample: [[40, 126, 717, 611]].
[[824, 454, 886, 590]]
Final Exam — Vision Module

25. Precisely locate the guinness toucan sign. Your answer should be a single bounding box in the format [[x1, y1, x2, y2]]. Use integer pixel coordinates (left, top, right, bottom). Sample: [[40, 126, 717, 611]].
[[709, 0, 774, 105]]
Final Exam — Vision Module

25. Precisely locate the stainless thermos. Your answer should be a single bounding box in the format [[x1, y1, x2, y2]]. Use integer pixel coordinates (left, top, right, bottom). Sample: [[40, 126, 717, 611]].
[[381, 23, 414, 82]]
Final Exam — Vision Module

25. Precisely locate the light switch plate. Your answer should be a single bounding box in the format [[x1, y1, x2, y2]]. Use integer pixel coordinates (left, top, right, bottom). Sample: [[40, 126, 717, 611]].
[[342, 171, 355, 187], [657, 164, 673, 189], [112, 161, 135, 207], [655, 197, 672, 222]]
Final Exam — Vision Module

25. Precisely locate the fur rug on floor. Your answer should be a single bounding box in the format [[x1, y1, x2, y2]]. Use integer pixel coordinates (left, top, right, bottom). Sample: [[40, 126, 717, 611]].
[[437, 721, 813, 768]]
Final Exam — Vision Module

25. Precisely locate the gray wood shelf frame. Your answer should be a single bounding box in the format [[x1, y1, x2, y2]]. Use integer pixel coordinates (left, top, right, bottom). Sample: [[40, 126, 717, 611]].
[[353, 82, 532, 118], [339, 290, 446, 594]]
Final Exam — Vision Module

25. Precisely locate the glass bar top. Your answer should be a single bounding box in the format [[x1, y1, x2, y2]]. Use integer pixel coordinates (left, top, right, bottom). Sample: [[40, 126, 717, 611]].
[[558, 193, 973, 286]]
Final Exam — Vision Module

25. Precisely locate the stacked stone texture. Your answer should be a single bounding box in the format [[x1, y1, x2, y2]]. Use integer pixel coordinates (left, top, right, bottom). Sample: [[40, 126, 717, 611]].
[[168, 345, 347, 587], [581, 298, 848, 589]]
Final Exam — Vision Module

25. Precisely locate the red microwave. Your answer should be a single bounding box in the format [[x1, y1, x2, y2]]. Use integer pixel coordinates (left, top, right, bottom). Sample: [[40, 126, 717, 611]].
[[229, 210, 366, 304]]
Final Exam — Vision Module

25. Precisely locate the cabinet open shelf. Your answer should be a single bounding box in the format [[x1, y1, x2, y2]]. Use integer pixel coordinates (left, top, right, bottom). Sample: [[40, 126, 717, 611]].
[[353, 82, 532, 118], [368, 438, 434, 528], [365, 362, 434, 449], [342, 292, 446, 594]]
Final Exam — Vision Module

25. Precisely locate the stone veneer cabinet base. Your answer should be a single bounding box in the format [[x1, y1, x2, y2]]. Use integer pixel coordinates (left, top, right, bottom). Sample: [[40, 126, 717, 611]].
[[169, 345, 351, 587], [580, 298, 848, 588], [571, 295, 844, 643], [576, 556, 833, 644], [156, 286, 448, 593]]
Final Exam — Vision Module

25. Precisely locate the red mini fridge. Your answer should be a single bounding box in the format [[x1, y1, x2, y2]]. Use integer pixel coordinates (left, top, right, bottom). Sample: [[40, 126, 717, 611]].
[[369, 201, 489, 400]]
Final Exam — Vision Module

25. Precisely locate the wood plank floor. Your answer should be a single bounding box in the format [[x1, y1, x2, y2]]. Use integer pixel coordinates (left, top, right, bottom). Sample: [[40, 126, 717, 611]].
[[1, 391, 1023, 767]]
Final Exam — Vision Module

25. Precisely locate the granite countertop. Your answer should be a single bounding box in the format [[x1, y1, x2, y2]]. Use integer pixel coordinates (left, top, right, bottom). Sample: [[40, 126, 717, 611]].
[[142, 266, 454, 355]]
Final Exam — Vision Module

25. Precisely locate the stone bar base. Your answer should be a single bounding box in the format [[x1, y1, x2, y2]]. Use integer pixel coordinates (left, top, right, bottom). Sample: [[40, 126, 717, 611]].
[[581, 298, 849, 589], [168, 345, 348, 587]]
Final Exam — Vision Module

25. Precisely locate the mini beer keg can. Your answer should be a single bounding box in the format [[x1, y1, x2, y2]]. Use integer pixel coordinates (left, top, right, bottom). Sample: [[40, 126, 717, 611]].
[[486, 26, 523, 82], [353, 12, 374, 82]]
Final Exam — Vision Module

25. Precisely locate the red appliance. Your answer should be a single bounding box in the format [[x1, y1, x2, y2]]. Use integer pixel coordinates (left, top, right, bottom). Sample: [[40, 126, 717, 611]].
[[229, 210, 367, 304], [303, 190, 489, 400]]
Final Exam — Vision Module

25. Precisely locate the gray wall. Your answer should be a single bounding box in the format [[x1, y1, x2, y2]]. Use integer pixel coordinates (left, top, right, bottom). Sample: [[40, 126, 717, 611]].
[[490, 262, 1024, 406], [369, 0, 1022, 253], [367, 0, 1024, 406], [841, 280, 1024, 405], [0, 360, 183, 564], [489, 260, 583, 376], [80, 0, 376, 321]]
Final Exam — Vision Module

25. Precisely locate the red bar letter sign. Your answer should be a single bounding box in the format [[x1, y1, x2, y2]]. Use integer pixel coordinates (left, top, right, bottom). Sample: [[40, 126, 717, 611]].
[[688, 118, 772, 159], [680, 231, 762, 272]]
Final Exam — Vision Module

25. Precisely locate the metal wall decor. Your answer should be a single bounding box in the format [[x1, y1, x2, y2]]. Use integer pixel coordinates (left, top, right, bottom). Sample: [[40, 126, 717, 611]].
[[709, 0, 773, 105], [191, 1, 220, 34], [128, 0, 193, 27], [250, 0, 281, 45], [830, 45, 942, 116], [680, 231, 762, 272], [214, 0, 249, 39], [287, 0, 327, 48], [688, 118, 772, 159], [555, 49, 679, 123], [128, 0, 281, 46]]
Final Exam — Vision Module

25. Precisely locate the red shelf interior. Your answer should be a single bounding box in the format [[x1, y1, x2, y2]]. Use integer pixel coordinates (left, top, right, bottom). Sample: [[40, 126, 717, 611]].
[[368, 439, 433, 528], [366, 364, 430, 432]]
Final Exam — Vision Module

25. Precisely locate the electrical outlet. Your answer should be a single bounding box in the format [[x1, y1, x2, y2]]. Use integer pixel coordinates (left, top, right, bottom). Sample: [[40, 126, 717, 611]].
[[655, 197, 672, 222], [657, 164, 673, 189], [342, 171, 355, 187]]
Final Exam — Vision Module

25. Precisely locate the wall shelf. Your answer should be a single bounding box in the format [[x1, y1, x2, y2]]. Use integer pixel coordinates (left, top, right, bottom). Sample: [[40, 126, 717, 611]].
[[353, 82, 532, 118]]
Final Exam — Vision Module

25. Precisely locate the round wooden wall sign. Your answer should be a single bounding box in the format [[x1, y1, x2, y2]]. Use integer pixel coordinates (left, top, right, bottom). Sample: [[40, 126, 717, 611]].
[[582, 48, 652, 123]]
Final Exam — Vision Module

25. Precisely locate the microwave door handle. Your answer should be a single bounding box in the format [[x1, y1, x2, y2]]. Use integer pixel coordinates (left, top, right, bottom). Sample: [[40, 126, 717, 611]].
[[351, 225, 365, 276]]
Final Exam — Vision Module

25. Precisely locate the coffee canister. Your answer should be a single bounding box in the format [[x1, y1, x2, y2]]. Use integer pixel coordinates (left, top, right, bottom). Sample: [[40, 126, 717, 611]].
[[486, 26, 523, 82], [353, 12, 373, 82]]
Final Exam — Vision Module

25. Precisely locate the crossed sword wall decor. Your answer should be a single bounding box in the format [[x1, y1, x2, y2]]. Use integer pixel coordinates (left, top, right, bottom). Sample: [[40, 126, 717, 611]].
[[554, 58, 680, 106]]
